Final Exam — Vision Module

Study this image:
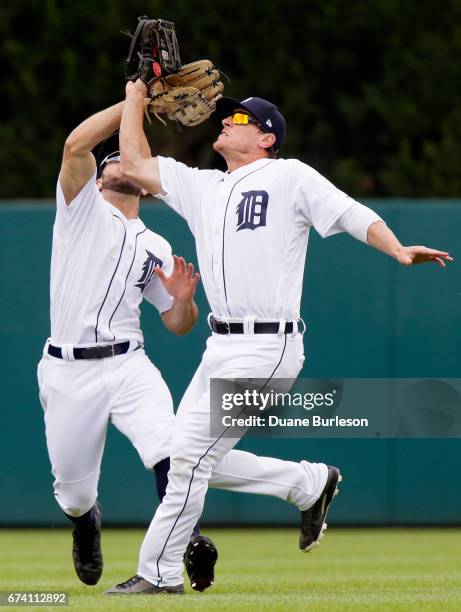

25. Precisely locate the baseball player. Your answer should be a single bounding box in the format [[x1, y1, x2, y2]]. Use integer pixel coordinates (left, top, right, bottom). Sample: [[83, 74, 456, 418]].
[[105, 78, 453, 595], [39, 101, 340, 591], [36, 100, 205, 587]]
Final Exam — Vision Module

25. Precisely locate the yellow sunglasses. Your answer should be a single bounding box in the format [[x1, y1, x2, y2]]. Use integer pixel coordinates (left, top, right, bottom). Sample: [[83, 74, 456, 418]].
[[231, 112, 264, 129]]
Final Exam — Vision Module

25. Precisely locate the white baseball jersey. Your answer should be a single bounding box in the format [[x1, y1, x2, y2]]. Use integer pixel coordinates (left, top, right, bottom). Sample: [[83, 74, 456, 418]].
[[51, 174, 174, 346], [156, 156, 381, 321]]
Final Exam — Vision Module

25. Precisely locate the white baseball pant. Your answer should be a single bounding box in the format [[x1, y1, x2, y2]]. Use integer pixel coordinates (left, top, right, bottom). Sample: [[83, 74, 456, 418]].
[[37, 345, 326, 522], [137, 332, 328, 586], [37, 348, 175, 516]]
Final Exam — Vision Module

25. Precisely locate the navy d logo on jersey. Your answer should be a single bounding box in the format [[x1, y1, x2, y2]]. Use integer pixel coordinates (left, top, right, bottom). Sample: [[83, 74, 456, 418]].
[[236, 190, 269, 231], [136, 250, 163, 292]]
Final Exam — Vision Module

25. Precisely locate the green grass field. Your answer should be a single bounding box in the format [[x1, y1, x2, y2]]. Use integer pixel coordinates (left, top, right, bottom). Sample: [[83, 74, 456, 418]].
[[1, 528, 460, 611]]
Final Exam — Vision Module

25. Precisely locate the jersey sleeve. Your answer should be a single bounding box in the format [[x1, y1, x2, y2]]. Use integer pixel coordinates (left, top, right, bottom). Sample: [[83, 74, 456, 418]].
[[142, 242, 175, 314], [155, 156, 202, 234], [290, 159, 357, 238], [55, 172, 101, 240], [328, 202, 384, 243]]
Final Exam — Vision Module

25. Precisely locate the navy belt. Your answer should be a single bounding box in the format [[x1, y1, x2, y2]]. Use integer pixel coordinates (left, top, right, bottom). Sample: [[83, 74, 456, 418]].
[[48, 341, 131, 360], [209, 316, 295, 335]]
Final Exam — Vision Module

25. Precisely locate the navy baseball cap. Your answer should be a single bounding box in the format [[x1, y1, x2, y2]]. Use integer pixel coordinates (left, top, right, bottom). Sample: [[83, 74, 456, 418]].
[[98, 150, 120, 178], [215, 96, 286, 151]]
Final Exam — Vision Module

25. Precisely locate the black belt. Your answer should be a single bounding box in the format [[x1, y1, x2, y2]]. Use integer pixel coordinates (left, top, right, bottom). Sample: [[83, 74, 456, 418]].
[[48, 341, 131, 360], [210, 317, 295, 335]]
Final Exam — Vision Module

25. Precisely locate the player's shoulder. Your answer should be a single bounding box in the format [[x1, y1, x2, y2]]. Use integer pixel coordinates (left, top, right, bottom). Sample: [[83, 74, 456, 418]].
[[281, 157, 316, 173], [280, 157, 331, 185], [261, 157, 315, 182], [264, 157, 312, 173], [141, 226, 173, 256], [159, 155, 223, 180], [199, 167, 224, 181], [56, 172, 100, 209]]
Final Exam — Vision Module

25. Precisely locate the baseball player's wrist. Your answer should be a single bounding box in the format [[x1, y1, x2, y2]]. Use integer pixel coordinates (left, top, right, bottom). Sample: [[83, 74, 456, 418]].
[[162, 299, 198, 335], [135, 79, 148, 95], [173, 295, 196, 306], [391, 245, 406, 261]]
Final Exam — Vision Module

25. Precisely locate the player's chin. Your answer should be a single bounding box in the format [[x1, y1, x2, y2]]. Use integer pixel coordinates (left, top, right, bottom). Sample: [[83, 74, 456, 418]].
[[103, 178, 142, 196], [213, 138, 225, 153]]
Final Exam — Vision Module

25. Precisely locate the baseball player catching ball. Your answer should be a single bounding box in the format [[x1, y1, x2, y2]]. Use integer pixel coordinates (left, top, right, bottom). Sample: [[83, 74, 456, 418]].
[[39, 101, 341, 592], [103, 78, 452, 595]]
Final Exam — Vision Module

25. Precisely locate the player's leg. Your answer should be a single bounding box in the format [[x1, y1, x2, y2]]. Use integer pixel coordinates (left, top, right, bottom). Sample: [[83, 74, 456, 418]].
[[153, 448, 333, 556], [108, 334, 339, 592], [131, 359, 235, 590], [106, 350, 179, 525], [207, 333, 340, 550], [152, 456, 200, 538], [107, 350, 206, 592], [133, 333, 303, 588], [108, 349, 205, 512], [209, 448, 340, 552], [209, 449, 328, 509], [107, 350, 175, 473], [37, 355, 109, 584], [105, 354, 227, 593]]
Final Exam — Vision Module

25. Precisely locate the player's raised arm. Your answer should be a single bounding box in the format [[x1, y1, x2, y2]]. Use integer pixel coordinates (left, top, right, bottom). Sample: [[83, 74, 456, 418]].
[[120, 80, 165, 196], [60, 102, 124, 205]]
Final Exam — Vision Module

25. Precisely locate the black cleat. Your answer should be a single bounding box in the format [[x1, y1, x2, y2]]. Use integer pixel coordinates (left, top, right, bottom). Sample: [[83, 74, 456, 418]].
[[72, 502, 103, 585], [184, 534, 218, 592], [105, 574, 184, 595], [299, 466, 342, 552]]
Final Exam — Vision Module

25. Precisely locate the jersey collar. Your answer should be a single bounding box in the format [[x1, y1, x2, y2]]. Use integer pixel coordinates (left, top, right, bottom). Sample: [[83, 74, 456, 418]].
[[106, 200, 144, 228], [223, 157, 276, 183]]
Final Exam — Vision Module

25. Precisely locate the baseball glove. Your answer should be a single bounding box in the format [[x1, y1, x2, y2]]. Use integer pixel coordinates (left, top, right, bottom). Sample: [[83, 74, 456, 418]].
[[145, 60, 224, 127], [125, 16, 224, 127], [126, 16, 181, 83]]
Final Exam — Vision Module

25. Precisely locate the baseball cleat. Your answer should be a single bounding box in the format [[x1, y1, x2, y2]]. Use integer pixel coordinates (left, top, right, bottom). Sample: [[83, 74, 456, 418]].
[[72, 502, 103, 585], [184, 534, 218, 592], [105, 574, 184, 595], [299, 466, 342, 552]]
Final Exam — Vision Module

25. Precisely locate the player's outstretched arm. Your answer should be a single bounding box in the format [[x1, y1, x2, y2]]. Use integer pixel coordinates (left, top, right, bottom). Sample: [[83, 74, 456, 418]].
[[158, 256, 200, 335], [60, 102, 124, 205], [120, 80, 164, 196], [367, 220, 453, 267]]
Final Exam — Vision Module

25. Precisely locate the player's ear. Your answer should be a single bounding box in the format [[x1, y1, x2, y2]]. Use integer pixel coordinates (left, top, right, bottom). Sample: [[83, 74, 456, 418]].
[[96, 178, 103, 191], [140, 187, 149, 197], [259, 132, 276, 152]]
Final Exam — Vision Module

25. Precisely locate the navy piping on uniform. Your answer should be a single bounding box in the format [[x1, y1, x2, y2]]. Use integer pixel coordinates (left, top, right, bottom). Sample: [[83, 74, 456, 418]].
[[221, 161, 275, 317], [260, 334, 287, 392], [94, 215, 126, 342], [108, 227, 147, 340], [154, 333, 288, 586]]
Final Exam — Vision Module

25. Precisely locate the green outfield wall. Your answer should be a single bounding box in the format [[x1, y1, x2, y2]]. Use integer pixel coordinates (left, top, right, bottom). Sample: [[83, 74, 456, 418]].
[[0, 200, 459, 526]]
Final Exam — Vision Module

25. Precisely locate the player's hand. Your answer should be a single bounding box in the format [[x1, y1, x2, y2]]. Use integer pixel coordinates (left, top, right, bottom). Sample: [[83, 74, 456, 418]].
[[125, 79, 147, 96], [396, 246, 453, 268], [155, 255, 201, 302]]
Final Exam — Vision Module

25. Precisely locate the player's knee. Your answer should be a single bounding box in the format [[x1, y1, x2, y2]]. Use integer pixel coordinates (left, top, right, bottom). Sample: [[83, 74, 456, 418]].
[[169, 456, 211, 483], [169, 456, 194, 480], [54, 483, 97, 517], [140, 447, 172, 470]]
